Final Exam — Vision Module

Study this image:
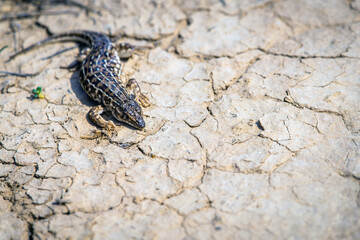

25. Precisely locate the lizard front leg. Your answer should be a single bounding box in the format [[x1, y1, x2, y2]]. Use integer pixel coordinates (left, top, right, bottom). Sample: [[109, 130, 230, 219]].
[[126, 78, 151, 108], [88, 105, 116, 131]]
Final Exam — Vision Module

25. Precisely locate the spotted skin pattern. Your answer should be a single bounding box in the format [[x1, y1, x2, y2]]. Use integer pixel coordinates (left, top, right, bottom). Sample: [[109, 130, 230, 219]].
[[8, 31, 150, 130]]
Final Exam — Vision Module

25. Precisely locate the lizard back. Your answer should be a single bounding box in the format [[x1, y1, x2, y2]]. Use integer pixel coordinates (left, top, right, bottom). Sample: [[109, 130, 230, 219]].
[[77, 31, 131, 110]]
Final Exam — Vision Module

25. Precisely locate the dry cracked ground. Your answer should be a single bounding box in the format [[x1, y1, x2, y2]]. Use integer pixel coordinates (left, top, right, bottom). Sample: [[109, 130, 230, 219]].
[[0, 0, 359, 239]]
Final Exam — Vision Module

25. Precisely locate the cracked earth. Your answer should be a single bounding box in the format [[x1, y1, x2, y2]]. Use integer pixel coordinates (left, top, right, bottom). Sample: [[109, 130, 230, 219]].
[[0, 0, 360, 239]]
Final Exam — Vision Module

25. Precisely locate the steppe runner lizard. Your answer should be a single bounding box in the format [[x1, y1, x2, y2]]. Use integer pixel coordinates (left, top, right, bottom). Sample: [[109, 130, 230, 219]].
[[7, 30, 150, 131]]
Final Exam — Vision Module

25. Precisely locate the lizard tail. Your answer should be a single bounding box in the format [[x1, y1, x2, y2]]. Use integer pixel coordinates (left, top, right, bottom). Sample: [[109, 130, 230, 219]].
[[6, 31, 93, 63]]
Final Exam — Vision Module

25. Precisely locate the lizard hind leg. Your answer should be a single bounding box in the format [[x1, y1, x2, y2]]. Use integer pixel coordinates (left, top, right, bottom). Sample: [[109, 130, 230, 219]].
[[126, 78, 151, 108], [78, 47, 91, 61], [116, 43, 135, 59], [60, 47, 91, 71]]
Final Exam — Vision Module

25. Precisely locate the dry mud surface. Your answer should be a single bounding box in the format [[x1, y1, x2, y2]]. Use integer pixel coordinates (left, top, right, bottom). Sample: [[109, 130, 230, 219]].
[[0, 0, 359, 239]]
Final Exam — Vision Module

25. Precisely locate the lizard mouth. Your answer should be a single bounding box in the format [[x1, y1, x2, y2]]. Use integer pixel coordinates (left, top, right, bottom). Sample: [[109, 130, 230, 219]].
[[115, 113, 145, 130], [127, 117, 145, 130]]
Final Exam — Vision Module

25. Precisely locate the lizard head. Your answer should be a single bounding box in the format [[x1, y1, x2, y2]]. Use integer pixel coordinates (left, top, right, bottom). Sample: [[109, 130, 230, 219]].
[[113, 99, 145, 130]]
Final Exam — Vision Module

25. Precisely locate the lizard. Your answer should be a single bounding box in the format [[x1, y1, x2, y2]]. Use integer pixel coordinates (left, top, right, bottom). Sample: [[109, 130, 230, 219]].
[[7, 30, 150, 131]]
